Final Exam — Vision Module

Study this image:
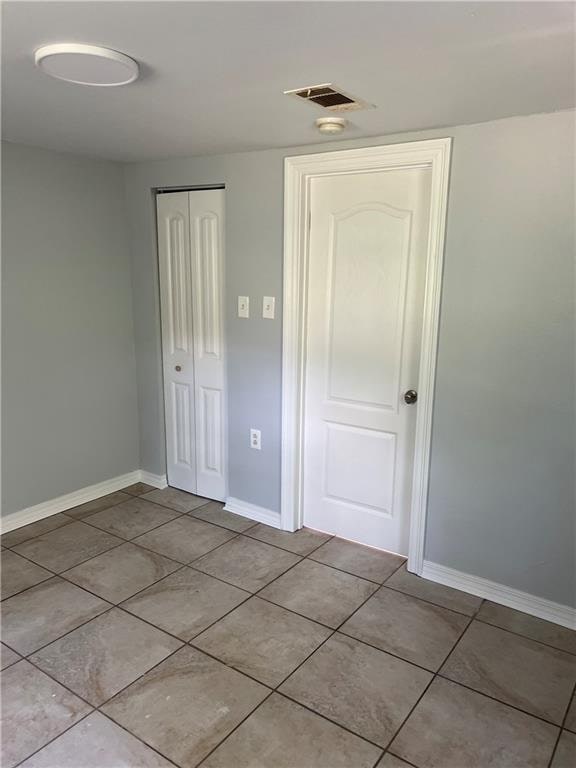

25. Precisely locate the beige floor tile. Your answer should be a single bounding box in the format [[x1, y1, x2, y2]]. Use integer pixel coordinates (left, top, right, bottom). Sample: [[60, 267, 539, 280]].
[[1, 514, 72, 548], [245, 524, 332, 555], [260, 559, 378, 628], [20, 712, 177, 767], [64, 492, 132, 520], [63, 542, 181, 603], [477, 601, 576, 655], [385, 564, 483, 615], [31, 608, 182, 705], [341, 587, 468, 670], [141, 487, 211, 513], [102, 646, 268, 767], [12, 521, 122, 572], [134, 516, 236, 564], [84, 497, 180, 539], [191, 501, 258, 532], [121, 567, 248, 640], [122, 482, 156, 496], [376, 755, 413, 768], [1, 577, 110, 654], [202, 693, 382, 768], [310, 538, 405, 582], [1, 550, 52, 599], [441, 620, 576, 724], [551, 730, 576, 768], [390, 677, 559, 768], [0, 660, 91, 768], [0, 643, 21, 670], [194, 596, 331, 687], [280, 632, 432, 746], [565, 695, 576, 732], [193, 536, 301, 592]]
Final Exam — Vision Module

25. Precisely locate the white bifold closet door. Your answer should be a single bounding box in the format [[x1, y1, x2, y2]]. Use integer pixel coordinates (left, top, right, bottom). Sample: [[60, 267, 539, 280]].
[[156, 189, 227, 501]]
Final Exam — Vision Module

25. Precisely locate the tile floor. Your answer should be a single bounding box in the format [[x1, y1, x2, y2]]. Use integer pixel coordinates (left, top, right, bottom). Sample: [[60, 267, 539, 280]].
[[1, 484, 575, 768]]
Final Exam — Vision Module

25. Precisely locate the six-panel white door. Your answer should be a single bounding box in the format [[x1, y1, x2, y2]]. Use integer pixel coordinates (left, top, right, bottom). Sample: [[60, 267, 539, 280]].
[[303, 168, 431, 554], [157, 190, 227, 500]]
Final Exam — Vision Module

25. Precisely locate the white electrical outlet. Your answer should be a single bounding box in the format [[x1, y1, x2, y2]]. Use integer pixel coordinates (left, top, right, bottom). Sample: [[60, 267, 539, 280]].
[[262, 296, 275, 319], [250, 428, 261, 450], [238, 296, 249, 318]]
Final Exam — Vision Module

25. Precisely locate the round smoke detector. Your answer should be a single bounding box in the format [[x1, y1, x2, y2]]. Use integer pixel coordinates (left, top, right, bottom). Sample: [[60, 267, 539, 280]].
[[34, 43, 139, 86], [315, 117, 347, 135]]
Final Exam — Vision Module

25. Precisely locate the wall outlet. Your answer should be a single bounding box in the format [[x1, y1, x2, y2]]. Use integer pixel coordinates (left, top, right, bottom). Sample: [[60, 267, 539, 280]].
[[250, 428, 261, 450], [262, 296, 275, 319], [238, 296, 249, 318]]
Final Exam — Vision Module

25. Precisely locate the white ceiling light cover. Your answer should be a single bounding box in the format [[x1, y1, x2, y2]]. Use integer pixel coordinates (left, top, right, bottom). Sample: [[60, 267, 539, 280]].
[[34, 43, 139, 86]]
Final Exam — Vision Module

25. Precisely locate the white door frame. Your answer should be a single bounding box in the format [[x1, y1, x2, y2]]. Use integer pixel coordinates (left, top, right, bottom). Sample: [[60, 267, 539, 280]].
[[280, 138, 452, 574]]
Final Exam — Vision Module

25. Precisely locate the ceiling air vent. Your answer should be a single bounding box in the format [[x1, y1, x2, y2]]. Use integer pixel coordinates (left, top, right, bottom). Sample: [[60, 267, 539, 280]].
[[284, 83, 373, 112]]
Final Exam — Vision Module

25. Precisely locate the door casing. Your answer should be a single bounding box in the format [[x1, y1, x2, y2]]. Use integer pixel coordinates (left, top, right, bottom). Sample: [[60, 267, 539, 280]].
[[280, 138, 452, 575]]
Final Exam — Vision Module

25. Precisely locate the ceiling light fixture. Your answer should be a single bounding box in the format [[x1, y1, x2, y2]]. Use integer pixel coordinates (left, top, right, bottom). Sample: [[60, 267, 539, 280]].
[[315, 117, 347, 135], [34, 43, 139, 86]]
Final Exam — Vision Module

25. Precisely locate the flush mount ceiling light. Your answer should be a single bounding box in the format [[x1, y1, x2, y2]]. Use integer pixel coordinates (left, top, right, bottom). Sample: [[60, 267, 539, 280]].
[[34, 43, 139, 86], [315, 117, 347, 135]]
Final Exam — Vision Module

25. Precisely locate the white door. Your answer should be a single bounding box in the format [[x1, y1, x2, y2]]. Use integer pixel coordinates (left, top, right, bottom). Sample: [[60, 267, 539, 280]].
[[303, 168, 431, 554], [157, 189, 227, 500]]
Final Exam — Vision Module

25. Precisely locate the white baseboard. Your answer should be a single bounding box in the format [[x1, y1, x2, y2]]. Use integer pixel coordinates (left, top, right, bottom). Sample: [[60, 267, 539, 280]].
[[140, 471, 168, 489], [223, 497, 281, 529], [1, 470, 168, 534], [422, 560, 576, 630]]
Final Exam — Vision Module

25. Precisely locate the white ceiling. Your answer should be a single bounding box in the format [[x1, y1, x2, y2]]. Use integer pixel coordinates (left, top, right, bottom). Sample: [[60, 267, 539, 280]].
[[2, 1, 574, 162]]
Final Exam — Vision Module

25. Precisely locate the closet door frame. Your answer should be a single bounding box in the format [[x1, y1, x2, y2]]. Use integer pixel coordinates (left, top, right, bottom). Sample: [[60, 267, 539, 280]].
[[156, 186, 228, 501]]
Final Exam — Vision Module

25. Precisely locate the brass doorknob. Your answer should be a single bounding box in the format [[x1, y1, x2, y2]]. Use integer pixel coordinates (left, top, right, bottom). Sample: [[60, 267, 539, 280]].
[[404, 389, 418, 404], [175, 365, 182, 372]]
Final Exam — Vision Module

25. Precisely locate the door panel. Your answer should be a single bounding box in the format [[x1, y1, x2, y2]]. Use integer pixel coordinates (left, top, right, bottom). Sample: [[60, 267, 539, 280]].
[[157, 192, 197, 493], [303, 169, 431, 554], [328, 204, 410, 409], [189, 191, 226, 500], [157, 190, 226, 501]]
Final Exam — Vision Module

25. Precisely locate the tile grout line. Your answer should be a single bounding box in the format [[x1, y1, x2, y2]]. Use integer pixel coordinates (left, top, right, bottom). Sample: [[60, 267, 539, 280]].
[[432, 614, 575, 727], [78, 538, 405, 765], [1, 494, 128, 551], [6, 529, 574, 695], [11, 653, 186, 768], [471, 615, 576, 657], [128, 529, 241, 569], [547, 679, 576, 768], [10, 576, 569, 753], [380, 582, 481, 618], [3, 495, 366, 766], [11, 708, 96, 768], [9, 496, 573, 650], [378, 609, 493, 759], [6, 533, 128, 578], [3, 532, 255, 660], [4, 492, 575, 767], [193, 690, 277, 768], [192, 569, 395, 768], [73, 507, 187, 541], [434, 672, 569, 729]]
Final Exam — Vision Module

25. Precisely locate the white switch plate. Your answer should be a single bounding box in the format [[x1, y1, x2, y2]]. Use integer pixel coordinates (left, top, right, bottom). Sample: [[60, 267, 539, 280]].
[[250, 428, 261, 450], [238, 296, 249, 318], [262, 296, 275, 319]]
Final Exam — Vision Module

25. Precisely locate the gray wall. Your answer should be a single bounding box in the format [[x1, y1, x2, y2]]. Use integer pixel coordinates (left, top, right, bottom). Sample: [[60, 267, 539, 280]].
[[2, 141, 139, 516], [124, 109, 575, 607]]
